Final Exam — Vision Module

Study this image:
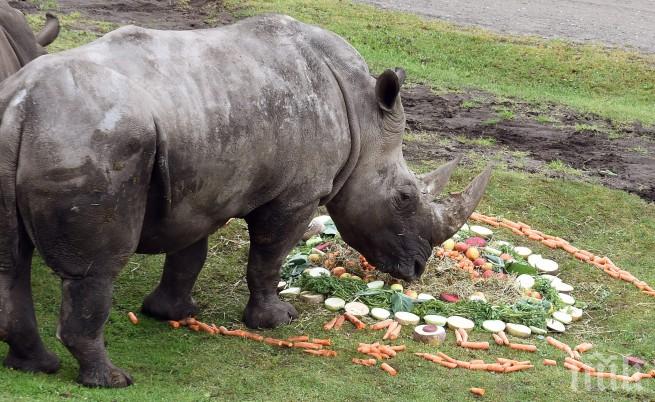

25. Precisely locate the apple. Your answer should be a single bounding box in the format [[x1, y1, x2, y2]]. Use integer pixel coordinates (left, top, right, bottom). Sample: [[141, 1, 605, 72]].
[[442, 239, 455, 251], [455, 242, 469, 252], [473, 257, 486, 267], [465, 247, 480, 260]]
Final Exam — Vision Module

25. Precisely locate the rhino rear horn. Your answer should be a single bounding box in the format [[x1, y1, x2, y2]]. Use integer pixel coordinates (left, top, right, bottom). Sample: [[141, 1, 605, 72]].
[[419, 155, 463, 197], [36, 13, 60, 47], [430, 165, 492, 245]]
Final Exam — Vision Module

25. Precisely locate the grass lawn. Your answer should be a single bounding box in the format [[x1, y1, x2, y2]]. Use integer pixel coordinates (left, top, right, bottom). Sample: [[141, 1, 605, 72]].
[[2, 1, 654, 401]]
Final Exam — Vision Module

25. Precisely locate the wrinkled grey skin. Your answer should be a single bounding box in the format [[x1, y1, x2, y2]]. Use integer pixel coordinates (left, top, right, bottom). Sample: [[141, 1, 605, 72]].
[[0, 15, 490, 387], [0, 1, 59, 82]]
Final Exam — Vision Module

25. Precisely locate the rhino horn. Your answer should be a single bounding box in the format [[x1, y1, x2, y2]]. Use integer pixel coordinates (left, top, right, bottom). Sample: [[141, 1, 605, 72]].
[[35, 13, 60, 47], [419, 155, 463, 197], [430, 165, 492, 245]]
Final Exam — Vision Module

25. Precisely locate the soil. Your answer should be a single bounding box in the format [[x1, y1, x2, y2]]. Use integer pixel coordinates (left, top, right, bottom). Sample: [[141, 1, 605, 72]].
[[11, 0, 655, 203]]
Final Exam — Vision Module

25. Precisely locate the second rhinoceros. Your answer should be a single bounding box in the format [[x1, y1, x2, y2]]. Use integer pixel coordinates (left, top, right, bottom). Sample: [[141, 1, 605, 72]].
[[0, 15, 490, 387]]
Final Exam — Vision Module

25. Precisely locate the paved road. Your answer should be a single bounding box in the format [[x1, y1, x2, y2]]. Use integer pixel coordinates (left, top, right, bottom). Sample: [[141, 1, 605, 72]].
[[356, 0, 655, 53]]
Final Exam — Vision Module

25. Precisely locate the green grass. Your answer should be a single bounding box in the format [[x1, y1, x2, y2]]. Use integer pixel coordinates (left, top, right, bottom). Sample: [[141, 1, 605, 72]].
[[6, 2, 655, 401], [536, 114, 558, 124], [455, 136, 497, 147], [544, 160, 585, 177], [496, 108, 516, 120], [229, 0, 655, 125]]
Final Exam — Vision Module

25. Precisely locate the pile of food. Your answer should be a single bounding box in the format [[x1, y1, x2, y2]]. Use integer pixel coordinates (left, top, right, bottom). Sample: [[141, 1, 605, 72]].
[[280, 215, 582, 337]]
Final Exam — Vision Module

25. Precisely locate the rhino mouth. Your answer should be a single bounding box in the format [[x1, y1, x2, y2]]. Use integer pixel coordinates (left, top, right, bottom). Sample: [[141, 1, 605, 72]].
[[374, 239, 432, 282]]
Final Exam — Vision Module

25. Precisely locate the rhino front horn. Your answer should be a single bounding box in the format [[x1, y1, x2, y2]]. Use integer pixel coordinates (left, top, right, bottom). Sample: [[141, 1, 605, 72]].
[[430, 165, 493, 246], [419, 155, 463, 197]]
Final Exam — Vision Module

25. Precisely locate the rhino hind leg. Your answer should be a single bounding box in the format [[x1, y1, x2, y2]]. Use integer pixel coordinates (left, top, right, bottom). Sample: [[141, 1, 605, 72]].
[[1, 226, 60, 374], [141, 237, 208, 320], [242, 201, 318, 329]]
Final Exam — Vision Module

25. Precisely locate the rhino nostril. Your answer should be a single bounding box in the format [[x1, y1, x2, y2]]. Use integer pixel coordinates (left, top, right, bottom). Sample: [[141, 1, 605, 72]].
[[413, 259, 424, 278]]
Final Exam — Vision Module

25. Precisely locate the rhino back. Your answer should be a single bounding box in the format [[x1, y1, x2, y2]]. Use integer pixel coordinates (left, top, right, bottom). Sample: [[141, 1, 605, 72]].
[[5, 15, 372, 253]]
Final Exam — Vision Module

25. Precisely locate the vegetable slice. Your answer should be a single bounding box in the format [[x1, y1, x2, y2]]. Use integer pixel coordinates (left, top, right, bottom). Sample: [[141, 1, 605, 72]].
[[394, 311, 420, 326], [279, 287, 301, 299], [417, 293, 436, 301], [447, 316, 475, 331], [423, 315, 448, 326], [413, 325, 446, 345], [529, 326, 547, 335], [546, 319, 566, 333], [344, 302, 369, 317], [536, 259, 559, 274], [514, 246, 532, 257], [308, 267, 330, 277], [482, 320, 506, 333], [516, 274, 535, 290], [371, 307, 391, 320], [470, 225, 493, 238], [300, 292, 325, 304], [552, 311, 572, 325], [367, 280, 385, 289], [324, 297, 345, 311], [554, 282, 574, 293], [558, 293, 575, 305], [505, 323, 531, 338]]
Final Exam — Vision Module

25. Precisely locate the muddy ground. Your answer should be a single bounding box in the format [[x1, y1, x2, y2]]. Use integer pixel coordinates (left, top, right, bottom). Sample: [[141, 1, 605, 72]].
[[12, 0, 655, 202]]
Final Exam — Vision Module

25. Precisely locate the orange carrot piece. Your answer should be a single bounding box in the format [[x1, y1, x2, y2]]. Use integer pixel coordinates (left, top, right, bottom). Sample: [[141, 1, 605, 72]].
[[511, 228, 525, 236], [508, 343, 537, 352], [311, 338, 332, 346], [458, 328, 469, 343], [563, 362, 581, 372], [437, 360, 458, 369], [469, 363, 489, 370], [561, 243, 579, 254], [127, 312, 139, 325], [498, 331, 510, 345], [546, 336, 567, 350], [243, 331, 264, 341], [574, 252, 591, 261], [492, 333, 504, 345], [461, 341, 490, 350], [470, 359, 485, 364], [389, 324, 402, 340], [564, 357, 595, 372], [188, 324, 201, 332], [198, 321, 216, 335], [323, 316, 338, 331], [455, 360, 471, 369], [437, 352, 457, 363], [543, 359, 557, 366], [371, 319, 393, 330], [168, 320, 181, 329], [383, 321, 398, 340], [333, 314, 346, 330], [390, 345, 406, 352], [263, 337, 292, 347], [288, 335, 309, 342], [486, 364, 506, 373], [455, 329, 463, 345], [303, 349, 336, 357], [470, 387, 485, 396], [574, 342, 593, 353], [292, 342, 322, 350], [344, 313, 366, 330], [504, 364, 533, 373], [352, 358, 377, 367], [542, 239, 559, 249], [615, 374, 633, 382], [380, 362, 398, 376]]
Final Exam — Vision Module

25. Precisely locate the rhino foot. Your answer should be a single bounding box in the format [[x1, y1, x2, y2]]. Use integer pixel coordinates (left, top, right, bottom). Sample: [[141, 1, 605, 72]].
[[4, 348, 61, 374], [141, 287, 199, 321], [78, 362, 133, 388], [243, 297, 298, 329]]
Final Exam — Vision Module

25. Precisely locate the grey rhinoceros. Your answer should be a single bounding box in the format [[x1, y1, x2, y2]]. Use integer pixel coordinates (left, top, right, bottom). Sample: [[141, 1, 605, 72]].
[[0, 14, 490, 387], [0, 0, 59, 82]]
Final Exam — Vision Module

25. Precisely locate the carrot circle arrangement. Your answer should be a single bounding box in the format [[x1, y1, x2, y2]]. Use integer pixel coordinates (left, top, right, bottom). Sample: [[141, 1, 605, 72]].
[[469, 212, 655, 298]]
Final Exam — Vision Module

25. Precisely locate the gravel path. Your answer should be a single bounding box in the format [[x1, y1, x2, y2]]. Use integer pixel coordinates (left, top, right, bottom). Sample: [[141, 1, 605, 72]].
[[356, 0, 655, 53]]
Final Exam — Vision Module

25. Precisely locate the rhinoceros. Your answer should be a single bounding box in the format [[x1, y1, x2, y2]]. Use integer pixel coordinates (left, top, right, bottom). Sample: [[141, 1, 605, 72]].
[[0, 14, 490, 387], [0, 1, 60, 82]]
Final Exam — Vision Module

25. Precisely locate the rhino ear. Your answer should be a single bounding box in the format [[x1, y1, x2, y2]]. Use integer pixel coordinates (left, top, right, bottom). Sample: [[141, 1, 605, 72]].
[[376, 68, 405, 111]]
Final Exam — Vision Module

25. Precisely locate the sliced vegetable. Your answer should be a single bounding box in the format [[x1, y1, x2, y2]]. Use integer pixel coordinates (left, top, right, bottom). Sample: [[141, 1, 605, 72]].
[[447, 316, 475, 331], [279, 287, 301, 299], [527, 254, 542, 267], [554, 282, 574, 293], [482, 320, 506, 333], [413, 324, 446, 345], [516, 274, 535, 290], [558, 293, 575, 305], [417, 293, 436, 301], [277, 281, 287, 290], [367, 280, 385, 290], [470, 225, 493, 238], [535, 259, 559, 274], [505, 323, 531, 338], [371, 308, 391, 320], [529, 326, 547, 335], [300, 291, 325, 304], [394, 311, 420, 326], [324, 297, 345, 311], [546, 319, 566, 333], [344, 302, 369, 317], [513, 246, 532, 257], [552, 310, 572, 325], [423, 315, 448, 326], [483, 246, 502, 256]]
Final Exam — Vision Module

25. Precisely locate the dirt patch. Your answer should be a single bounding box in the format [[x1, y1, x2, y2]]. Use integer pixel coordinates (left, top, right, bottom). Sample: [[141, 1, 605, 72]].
[[401, 85, 655, 202], [12, 0, 234, 29]]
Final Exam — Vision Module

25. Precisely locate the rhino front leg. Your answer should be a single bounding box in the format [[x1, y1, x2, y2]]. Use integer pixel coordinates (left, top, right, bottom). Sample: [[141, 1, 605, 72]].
[[243, 202, 317, 328], [141, 237, 207, 320], [59, 274, 132, 388]]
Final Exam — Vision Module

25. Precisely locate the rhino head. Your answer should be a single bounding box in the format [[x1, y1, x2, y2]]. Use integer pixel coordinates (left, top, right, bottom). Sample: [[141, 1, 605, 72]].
[[326, 68, 491, 281]]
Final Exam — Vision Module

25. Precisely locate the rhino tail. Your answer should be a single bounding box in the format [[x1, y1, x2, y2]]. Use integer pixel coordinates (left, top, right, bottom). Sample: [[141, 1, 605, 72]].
[[0, 90, 26, 272], [153, 118, 172, 216]]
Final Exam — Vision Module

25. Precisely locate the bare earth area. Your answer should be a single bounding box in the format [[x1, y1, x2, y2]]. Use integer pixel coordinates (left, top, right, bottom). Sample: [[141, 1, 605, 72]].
[[12, 0, 655, 202], [356, 0, 655, 53]]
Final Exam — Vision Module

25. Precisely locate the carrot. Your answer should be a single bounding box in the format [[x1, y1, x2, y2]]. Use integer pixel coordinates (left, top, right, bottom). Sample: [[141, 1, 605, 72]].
[[304, 349, 336, 357], [458, 328, 469, 343], [496, 358, 516, 365], [182, 317, 197, 326], [352, 358, 377, 367], [437, 352, 457, 363], [543, 359, 557, 366], [564, 357, 595, 372], [470, 359, 485, 364], [243, 331, 264, 341], [127, 312, 139, 325], [168, 320, 181, 329], [390, 345, 406, 352], [542, 239, 559, 249], [574, 342, 593, 353], [501, 220, 521, 230], [288, 335, 309, 342], [455, 328, 463, 345], [344, 313, 366, 330], [292, 342, 322, 350], [383, 321, 398, 340], [470, 363, 489, 371], [563, 362, 581, 372], [264, 337, 292, 347], [615, 375, 633, 382], [492, 333, 504, 345], [380, 362, 398, 376], [311, 338, 331, 346], [378, 345, 397, 357], [455, 360, 471, 369], [511, 228, 525, 236], [371, 319, 393, 330], [461, 341, 490, 350], [546, 336, 567, 351], [486, 364, 506, 373], [574, 252, 591, 261], [498, 331, 510, 345], [508, 343, 537, 352], [437, 360, 458, 369], [470, 387, 485, 396], [504, 364, 533, 373], [389, 324, 402, 340], [333, 315, 346, 330], [323, 316, 338, 331], [189, 324, 201, 332], [198, 321, 216, 335]]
